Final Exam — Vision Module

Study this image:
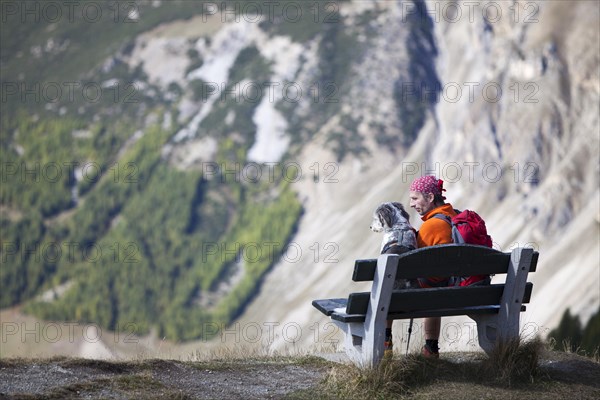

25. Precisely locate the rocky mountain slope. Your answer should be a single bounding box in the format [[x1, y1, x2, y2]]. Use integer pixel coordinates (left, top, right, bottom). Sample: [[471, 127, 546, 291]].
[[226, 0, 599, 353], [1, 0, 597, 358]]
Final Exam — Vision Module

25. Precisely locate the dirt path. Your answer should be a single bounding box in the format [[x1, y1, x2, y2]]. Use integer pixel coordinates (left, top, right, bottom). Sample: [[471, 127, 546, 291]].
[[0, 357, 329, 399]]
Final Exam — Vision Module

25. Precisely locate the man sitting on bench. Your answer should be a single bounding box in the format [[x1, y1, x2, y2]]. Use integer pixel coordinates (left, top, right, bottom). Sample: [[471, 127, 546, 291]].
[[407, 175, 490, 358]]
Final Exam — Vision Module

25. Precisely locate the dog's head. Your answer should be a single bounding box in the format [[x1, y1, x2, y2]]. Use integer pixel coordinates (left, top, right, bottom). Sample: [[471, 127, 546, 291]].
[[370, 202, 411, 232]]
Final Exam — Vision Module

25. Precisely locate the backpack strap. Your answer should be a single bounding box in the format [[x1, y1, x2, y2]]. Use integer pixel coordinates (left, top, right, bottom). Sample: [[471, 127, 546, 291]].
[[431, 213, 452, 225], [431, 213, 464, 244]]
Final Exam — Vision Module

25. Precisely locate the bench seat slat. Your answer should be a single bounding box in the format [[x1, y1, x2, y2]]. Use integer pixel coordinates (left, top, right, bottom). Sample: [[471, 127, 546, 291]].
[[331, 304, 528, 323], [346, 283, 533, 315], [311, 298, 347, 316], [353, 245, 539, 281]]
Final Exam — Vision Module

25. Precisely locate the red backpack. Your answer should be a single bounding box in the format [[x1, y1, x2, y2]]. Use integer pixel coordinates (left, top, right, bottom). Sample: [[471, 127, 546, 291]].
[[433, 210, 493, 286]]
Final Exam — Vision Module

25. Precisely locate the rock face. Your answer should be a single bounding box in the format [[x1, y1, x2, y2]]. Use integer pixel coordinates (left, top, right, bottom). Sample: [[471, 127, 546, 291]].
[[221, 0, 599, 352], [427, 0, 599, 329]]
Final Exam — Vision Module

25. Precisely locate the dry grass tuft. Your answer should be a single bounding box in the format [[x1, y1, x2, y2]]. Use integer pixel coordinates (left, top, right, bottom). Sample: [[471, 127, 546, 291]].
[[185, 340, 319, 363], [322, 355, 439, 399], [320, 337, 548, 398], [483, 337, 544, 385]]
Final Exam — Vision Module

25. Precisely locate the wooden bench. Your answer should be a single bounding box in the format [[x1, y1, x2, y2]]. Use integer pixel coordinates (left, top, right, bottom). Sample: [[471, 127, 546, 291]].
[[312, 244, 538, 367]]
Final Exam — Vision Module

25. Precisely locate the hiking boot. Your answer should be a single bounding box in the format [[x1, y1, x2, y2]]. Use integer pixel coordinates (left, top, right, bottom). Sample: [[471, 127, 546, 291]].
[[384, 339, 393, 358], [421, 344, 439, 359]]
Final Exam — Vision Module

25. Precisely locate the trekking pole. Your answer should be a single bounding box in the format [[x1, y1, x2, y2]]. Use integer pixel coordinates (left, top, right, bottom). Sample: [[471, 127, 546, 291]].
[[406, 318, 414, 355]]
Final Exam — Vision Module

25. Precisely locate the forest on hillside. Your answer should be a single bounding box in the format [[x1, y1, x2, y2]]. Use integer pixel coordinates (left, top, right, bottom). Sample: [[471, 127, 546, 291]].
[[0, 1, 361, 340]]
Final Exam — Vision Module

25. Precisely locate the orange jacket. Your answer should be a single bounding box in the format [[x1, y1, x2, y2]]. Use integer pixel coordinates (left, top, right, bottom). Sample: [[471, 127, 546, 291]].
[[416, 204, 457, 248]]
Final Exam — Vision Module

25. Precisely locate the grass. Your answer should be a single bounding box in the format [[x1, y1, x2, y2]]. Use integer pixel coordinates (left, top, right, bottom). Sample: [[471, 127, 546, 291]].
[[548, 336, 600, 363], [310, 337, 598, 399]]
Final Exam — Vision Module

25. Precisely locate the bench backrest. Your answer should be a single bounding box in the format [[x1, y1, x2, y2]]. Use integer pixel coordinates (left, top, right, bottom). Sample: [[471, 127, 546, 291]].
[[353, 244, 538, 281], [348, 244, 538, 317]]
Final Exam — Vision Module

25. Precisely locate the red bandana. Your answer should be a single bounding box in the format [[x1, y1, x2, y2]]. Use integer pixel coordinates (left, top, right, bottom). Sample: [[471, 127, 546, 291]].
[[409, 176, 446, 200]]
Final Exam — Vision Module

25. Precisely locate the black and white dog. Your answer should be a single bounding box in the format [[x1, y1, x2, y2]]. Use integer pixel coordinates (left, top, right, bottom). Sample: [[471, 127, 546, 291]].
[[370, 202, 417, 254], [370, 202, 418, 289]]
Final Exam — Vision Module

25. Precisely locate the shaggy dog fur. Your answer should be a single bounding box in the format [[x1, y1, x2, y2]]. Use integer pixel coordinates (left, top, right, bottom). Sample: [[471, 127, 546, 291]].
[[370, 202, 418, 289]]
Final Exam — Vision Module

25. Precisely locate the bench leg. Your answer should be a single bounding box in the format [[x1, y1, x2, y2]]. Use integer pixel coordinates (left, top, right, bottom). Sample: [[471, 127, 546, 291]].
[[332, 254, 399, 368], [362, 317, 387, 368], [471, 312, 522, 355], [332, 319, 387, 368], [471, 248, 534, 354], [361, 254, 398, 367], [470, 314, 497, 355], [332, 321, 367, 366]]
